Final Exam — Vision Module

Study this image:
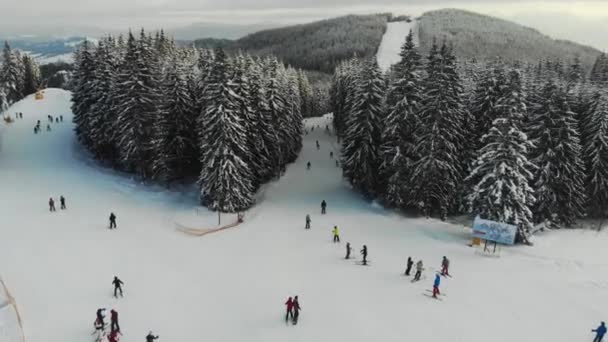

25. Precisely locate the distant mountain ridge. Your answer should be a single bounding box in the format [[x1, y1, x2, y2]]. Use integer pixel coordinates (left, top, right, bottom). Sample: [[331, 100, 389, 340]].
[[417, 9, 601, 70]]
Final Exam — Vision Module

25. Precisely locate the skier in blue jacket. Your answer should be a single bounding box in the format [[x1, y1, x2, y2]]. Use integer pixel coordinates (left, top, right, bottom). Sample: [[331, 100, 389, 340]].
[[432, 273, 441, 298], [593, 322, 607, 342]]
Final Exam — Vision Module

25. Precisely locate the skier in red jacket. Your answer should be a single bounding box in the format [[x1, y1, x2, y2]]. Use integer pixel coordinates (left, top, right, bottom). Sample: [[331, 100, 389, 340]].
[[108, 329, 120, 342], [284, 297, 294, 322]]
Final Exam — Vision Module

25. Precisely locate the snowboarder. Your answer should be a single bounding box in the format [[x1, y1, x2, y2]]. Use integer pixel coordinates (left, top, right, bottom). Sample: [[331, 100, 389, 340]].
[[413, 260, 424, 281], [292, 296, 301, 325], [307, 162, 311, 170], [146, 331, 159, 342], [96, 308, 106, 328], [60, 195, 66, 210], [49, 197, 56, 212], [432, 273, 441, 298], [316, 140, 320, 150], [108, 329, 120, 342], [593, 322, 607, 342], [345, 242, 352, 259], [330, 151, 333, 159], [109, 213, 117, 229], [360, 245, 368, 265], [405, 257, 413, 276], [441, 256, 450, 276], [321, 200, 327, 214], [284, 296, 294, 323], [112, 276, 124, 298], [305, 214, 311, 229], [110, 309, 120, 333], [332, 226, 340, 243]]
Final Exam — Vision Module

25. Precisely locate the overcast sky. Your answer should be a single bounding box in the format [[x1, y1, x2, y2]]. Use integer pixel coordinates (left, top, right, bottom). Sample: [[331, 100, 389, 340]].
[[0, 0, 606, 50]]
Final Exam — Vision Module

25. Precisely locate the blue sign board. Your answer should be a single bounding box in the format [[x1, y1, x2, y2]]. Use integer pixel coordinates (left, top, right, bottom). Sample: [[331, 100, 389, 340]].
[[472, 216, 517, 245]]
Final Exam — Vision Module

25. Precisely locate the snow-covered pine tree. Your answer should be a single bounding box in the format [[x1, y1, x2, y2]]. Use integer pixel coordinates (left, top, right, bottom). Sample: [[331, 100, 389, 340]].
[[584, 96, 608, 219], [468, 60, 508, 153], [21, 54, 41, 96], [283, 67, 303, 163], [409, 41, 466, 219], [152, 54, 198, 183], [246, 56, 275, 185], [1, 41, 24, 104], [380, 30, 423, 208], [590, 53, 608, 84], [466, 70, 535, 243], [528, 81, 586, 227], [297, 70, 313, 117], [113, 30, 160, 179], [341, 58, 385, 197], [198, 48, 255, 212], [264, 57, 290, 177], [71, 39, 97, 148]]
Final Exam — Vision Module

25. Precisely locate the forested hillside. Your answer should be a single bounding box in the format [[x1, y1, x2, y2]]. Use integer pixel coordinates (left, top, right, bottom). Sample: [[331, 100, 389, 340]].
[[195, 14, 390, 73], [331, 30, 608, 240], [417, 9, 602, 71]]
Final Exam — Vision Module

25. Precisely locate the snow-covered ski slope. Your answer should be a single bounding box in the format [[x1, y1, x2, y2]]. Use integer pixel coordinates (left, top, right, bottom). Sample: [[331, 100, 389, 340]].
[[1, 89, 608, 342], [377, 20, 417, 72]]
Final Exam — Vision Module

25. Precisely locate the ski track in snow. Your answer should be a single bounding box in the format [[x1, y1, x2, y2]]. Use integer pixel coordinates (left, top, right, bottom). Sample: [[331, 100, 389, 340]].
[[0, 89, 607, 342], [377, 20, 417, 72]]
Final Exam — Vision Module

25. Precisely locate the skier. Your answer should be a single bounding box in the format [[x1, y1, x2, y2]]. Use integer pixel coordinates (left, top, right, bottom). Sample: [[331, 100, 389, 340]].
[[34, 126, 38, 134], [112, 276, 124, 298], [109, 213, 117, 229], [335, 160, 339, 167], [108, 329, 120, 342], [307, 161, 311, 170], [292, 296, 301, 325], [330, 151, 333, 159], [413, 260, 424, 282], [432, 273, 441, 298], [316, 140, 320, 150], [60, 115, 63, 122], [305, 214, 311, 229], [345, 242, 352, 259], [93, 319, 105, 342], [60, 195, 66, 210], [49, 197, 56, 212], [96, 308, 106, 328], [404, 257, 413, 276], [332, 226, 340, 243], [441, 256, 450, 276], [46, 124, 51, 131], [37, 119, 40, 125], [321, 200, 327, 214], [284, 296, 294, 323], [146, 331, 159, 342], [110, 309, 120, 333], [593, 322, 607, 342], [360, 245, 368, 265], [20, 113, 22, 119]]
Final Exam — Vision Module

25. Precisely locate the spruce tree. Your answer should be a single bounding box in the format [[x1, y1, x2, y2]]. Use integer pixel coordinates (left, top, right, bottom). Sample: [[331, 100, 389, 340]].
[[409, 41, 466, 219], [152, 55, 198, 183], [466, 70, 535, 243], [1, 41, 24, 104], [198, 48, 255, 212], [22, 54, 41, 96], [71, 39, 97, 148], [528, 81, 586, 227], [113, 31, 160, 179], [341, 58, 385, 197], [381, 30, 423, 207], [584, 96, 608, 219]]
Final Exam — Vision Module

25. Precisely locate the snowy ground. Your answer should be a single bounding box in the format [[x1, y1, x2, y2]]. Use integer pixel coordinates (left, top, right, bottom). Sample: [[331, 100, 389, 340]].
[[1, 89, 607, 342], [377, 20, 418, 72]]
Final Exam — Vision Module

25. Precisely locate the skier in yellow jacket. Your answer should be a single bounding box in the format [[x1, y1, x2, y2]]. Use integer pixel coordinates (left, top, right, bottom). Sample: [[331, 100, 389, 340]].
[[332, 226, 340, 243]]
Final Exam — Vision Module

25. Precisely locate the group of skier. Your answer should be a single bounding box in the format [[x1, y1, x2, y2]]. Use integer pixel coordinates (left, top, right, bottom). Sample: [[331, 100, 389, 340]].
[[94, 308, 120, 342], [48, 196, 67, 212], [33, 115, 63, 134], [284, 296, 302, 325]]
